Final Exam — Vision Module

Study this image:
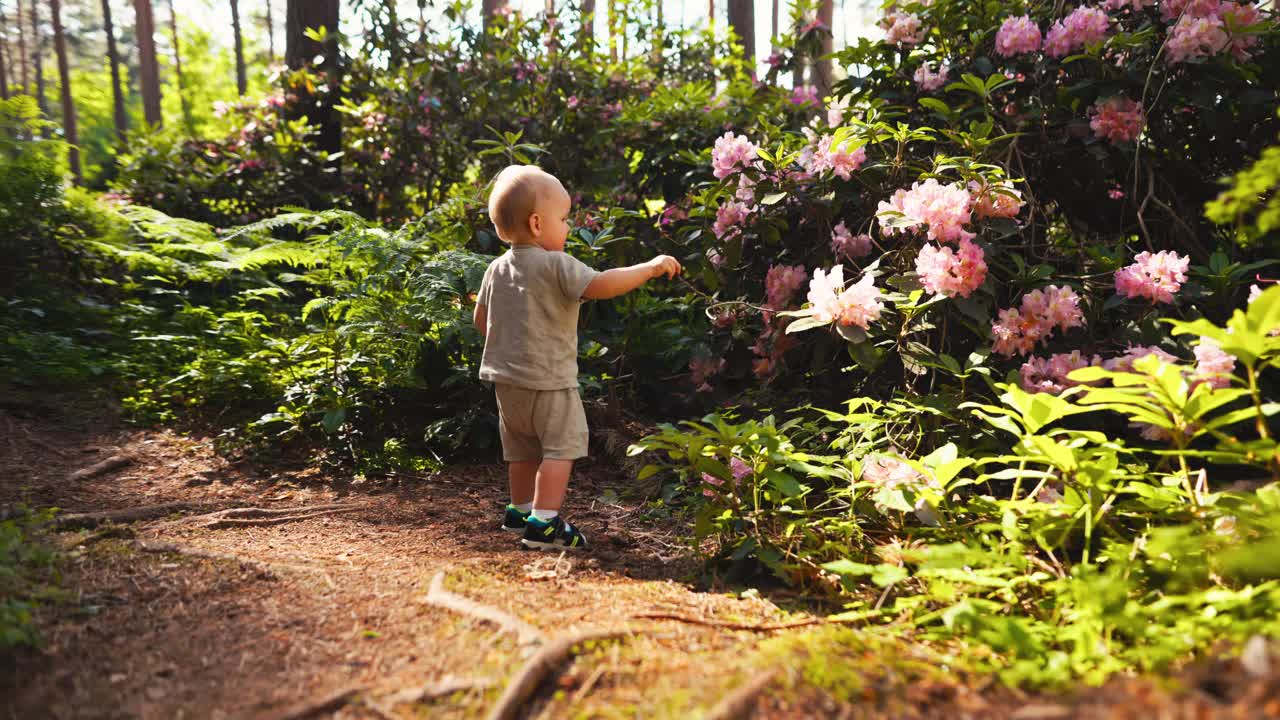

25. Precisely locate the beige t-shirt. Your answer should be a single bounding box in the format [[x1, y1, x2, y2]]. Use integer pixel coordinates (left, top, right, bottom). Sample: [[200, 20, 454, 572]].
[[476, 245, 600, 391]]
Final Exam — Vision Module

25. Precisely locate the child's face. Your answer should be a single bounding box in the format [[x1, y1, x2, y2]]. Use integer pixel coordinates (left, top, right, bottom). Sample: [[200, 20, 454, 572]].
[[532, 185, 572, 252]]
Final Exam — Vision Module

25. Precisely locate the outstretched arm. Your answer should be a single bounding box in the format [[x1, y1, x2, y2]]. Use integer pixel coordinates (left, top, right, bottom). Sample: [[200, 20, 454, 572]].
[[582, 256, 682, 300], [473, 302, 488, 338]]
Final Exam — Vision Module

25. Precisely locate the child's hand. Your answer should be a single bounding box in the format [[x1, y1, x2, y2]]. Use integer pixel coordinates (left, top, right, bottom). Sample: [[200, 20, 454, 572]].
[[647, 255, 683, 280]]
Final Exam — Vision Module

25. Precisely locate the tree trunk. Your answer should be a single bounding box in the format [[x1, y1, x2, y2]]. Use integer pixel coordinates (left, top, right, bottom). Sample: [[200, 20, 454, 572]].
[[481, 0, 506, 32], [707, 0, 714, 26], [285, 0, 340, 156], [264, 0, 275, 63], [102, 0, 127, 142], [31, 0, 46, 118], [771, 0, 779, 50], [727, 0, 754, 71], [166, 0, 191, 131], [607, 0, 616, 61], [579, 0, 594, 47], [813, 0, 833, 96], [134, 0, 162, 127], [230, 0, 246, 95], [17, 0, 29, 92], [1, 12, 10, 100], [50, 0, 78, 182]]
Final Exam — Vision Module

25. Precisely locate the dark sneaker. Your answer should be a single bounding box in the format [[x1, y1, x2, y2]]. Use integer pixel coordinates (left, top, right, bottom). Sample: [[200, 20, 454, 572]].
[[502, 505, 531, 533], [521, 515, 588, 551]]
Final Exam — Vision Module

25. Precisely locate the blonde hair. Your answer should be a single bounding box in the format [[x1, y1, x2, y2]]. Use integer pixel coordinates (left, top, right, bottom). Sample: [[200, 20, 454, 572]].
[[487, 165, 562, 241]]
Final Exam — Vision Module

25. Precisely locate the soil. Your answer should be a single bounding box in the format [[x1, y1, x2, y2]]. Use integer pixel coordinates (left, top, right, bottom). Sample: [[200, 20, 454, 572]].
[[2, 392, 1278, 719]]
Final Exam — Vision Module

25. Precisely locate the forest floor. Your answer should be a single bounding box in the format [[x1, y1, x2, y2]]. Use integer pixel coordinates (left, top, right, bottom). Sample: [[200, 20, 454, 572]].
[[2, 390, 1278, 720]]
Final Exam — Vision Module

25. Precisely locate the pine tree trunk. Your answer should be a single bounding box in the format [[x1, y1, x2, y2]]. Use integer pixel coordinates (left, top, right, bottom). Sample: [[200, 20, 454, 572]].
[[285, 0, 340, 156], [579, 0, 594, 47], [1, 12, 10, 100], [166, 0, 191, 131], [707, 0, 714, 26], [230, 0, 246, 94], [17, 0, 29, 92], [134, 0, 162, 127], [265, 0, 275, 63], [813, 0, 833, 95], [102, 0, 127, 142], [50, 0, 78, 182], [727, 0, 754, 71], [481, 0, 506, 32], [31, 0, 46, 118]]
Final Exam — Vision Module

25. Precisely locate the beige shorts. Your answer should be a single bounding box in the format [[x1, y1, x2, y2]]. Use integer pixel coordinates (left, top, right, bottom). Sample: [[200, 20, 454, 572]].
[[494, 384, 589, 462]]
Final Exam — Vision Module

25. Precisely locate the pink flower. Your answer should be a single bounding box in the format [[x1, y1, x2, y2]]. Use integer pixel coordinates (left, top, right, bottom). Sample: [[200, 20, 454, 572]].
[[566, 95, 581, 109], [1103, 0, 1154, 10], [1249, 284, 1264, 303], [806, 266, 885, 329], [1192, 338, 1235, 389], [913, 63, 950, 92], [701, 472, 725, 487], [1108, 186, 1126, 199], [809, 135, 867, 180], [729, 457, 753, 482], [991, 285, 1085, 356], [969, 180, 1025, 219], [1089, 96, 1145, 143], [882, 11, 924, 45], [766, 264, 808, 309], [1219, 2, 1263, 61], [790, 85, 820, 106], [1166, 14, 1229, 63], [689, 356, 727, 392], [713, 309, 737, 328], [1114, 250, 1190, 304], [213, 100, 232, 117], [827, 95, 850, 127], [915, 239, 988, 298], [995, 15, 1043, 56], [711, 131, 760, 179], [1020, 351, 1104, 394], [831, 222, 873, 259], [876, 179, 975, 243], [1103, 345, 1180, 371], [1044, 6, 1110, 58], [416, 124, 433, 138], [1161, 0, 1222, 21], [713, 202, 752, 240]]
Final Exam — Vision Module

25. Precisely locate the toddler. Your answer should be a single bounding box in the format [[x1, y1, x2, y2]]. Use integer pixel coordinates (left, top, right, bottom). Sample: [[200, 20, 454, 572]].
[[473, 165, 681, 550]]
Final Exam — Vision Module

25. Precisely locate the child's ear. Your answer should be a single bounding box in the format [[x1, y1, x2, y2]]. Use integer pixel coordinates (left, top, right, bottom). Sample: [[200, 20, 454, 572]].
[[527, 211, 541, 237]]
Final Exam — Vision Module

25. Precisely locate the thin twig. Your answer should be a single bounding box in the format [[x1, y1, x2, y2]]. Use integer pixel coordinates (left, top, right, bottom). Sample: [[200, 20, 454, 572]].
[[422, 571, 544, 646]]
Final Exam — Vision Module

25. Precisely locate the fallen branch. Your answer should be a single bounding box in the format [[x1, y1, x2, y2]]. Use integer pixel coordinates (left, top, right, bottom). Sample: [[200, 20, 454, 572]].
[[705, 669, 778, 720], [486, 629, 628, 720], [202, 507, 364, 530], [380, 675, 496, 707], [54, 501, 222, 530], [136, 540, 281, 579], [422, 571, 544, 646], [270, 685, 364, 720], [630, 611, 824, 632], [67, 454, 132, 482]]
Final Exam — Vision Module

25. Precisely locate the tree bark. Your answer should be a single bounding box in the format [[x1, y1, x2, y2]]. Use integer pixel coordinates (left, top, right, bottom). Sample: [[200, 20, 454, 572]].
[[230, 0, 246, 94], [102, 0, 127, 142], [481, 0, 506, 32], [31, 0, 46, 118], [134, 0, 162, 127], [166, 0, 191, 131], [285, 0, 340, 156], [813, 0, 834, 96], [579, 0, 594, 47], [50, 0, 78, 182], [1, 12, 10, 100], [17, 0, 29, 91], [727, 0, 754, 71], [264, 0, 275, 63]]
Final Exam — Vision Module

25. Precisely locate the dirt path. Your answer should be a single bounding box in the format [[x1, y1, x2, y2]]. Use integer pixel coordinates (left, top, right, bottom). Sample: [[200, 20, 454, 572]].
[[2, 394, 1276, 719]]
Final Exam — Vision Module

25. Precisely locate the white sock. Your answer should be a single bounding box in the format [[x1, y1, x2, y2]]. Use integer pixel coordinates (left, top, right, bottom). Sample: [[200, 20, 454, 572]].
[[531, 508, 558, 522], [514, 502, 533, 512]]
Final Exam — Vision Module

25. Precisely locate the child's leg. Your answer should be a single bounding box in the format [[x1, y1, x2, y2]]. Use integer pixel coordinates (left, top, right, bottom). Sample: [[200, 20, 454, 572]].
[[532, 459, 574, 514], [508, 460, 537, 507]]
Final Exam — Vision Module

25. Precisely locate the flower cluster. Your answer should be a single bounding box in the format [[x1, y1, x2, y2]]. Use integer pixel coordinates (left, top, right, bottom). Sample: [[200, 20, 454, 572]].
[[1193, 338, 1236, 389], [1020, 351, 1103, 393], [711, 132, 759, 179], [969, 180, 1025, 219], [992, 285, 1086, 356], [1165, 1, 1264, 63], [831, 222, 874, 259], [827, 95, 850, 127], [791, 85, 820, 106], [765, 264, 808, 310], [1089, 96, 1145, 144], [876, 179, 975, 243], [913, 63, 951, 92], [689, 356, 727, 393], [882, 11, 924, 45], [995, 15, 1043, 56], [807, 266, 886, 330], [807, 135, 867, 180], [1114, 250, 1190, 304], [713, 201, 752, 240], [1043, 6, 1110, 58], [916, 239, 988, 298]]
